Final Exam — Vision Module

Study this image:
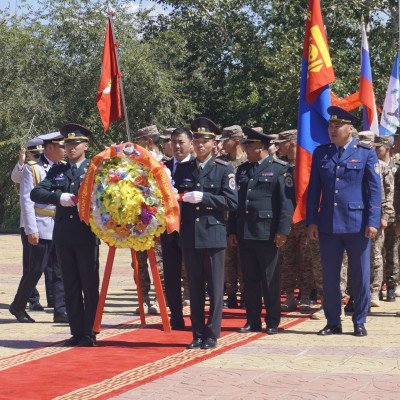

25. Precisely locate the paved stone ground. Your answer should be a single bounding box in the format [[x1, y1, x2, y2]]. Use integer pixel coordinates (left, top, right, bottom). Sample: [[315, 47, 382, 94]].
[[1, 234, 400, 399]]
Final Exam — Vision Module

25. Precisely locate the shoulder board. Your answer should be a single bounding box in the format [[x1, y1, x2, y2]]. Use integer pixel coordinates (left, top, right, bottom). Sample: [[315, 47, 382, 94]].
[[59, 160, 67, 165], [27, 160, 37, 165], [357, 142, 373, 149], [215, 158, 229, 166], [273, 158, 288, 166], [316, 143, 331, 148]]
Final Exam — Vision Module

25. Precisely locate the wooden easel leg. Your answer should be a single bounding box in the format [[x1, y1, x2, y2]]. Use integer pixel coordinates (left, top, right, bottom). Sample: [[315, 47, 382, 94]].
[[131, 249, 146, 325], [147, 247, 171, 333], [93, 246, 116, 334]]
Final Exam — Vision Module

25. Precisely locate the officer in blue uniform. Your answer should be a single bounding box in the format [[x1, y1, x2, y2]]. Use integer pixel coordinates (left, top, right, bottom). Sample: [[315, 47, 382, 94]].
[[9, 132, 67, 323], [227, 127, 295, 334], [31, 124, 100, 346], [176, 117, 238, 350], [307, 106, 381, 337]]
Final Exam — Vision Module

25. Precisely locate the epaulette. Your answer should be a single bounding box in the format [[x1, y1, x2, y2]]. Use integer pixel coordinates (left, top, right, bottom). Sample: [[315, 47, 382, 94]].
[[357, 141, 373, 149], [59, 160, 67, 165], [273, 158, 288, 166], [316, 143, 331, 148], [28, 160, 37, 165], [215, 158, 229, 166]]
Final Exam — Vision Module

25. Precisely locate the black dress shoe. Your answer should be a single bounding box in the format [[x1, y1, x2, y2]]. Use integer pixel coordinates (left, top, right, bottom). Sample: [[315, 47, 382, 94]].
[[387, 289, 396, 302], [354, 323, 367, 337], [266, 327, 279, 335], [53, 312, 69, 323], [28, 302, 44, 311], [201, 338, 217, 349], [226, 294, 239, 309], [9, 304, 35, 323], [317, 324, 342, 335], [78, 335, 96, 347], [171, 319, 185, 331], [238, 323, 262, 333], [187, 338, 203, 349], [64, 335, 82, 347]]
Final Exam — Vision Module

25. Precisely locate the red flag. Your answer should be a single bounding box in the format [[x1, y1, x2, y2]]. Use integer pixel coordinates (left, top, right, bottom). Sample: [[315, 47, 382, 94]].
[[97, 19, 121, 132]]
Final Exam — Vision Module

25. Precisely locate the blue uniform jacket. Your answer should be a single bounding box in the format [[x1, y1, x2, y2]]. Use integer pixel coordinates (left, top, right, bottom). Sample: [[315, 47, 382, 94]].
[[306, 139, 381, 233]]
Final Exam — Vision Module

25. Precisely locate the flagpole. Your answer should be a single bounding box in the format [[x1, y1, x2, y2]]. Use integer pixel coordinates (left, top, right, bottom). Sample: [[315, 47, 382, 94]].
[[107, 5, 131, 142]]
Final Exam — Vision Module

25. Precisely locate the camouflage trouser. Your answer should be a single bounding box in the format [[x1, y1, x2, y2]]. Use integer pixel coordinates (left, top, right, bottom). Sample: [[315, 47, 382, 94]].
[[307, 237, 323, 300], [134, 241, 164, 297], [224, 242, 243, 295], [341, 252, 349, 298], [281, 221, 314, 297], [370, 228, 384, 294], [384, 222, 399, 290]]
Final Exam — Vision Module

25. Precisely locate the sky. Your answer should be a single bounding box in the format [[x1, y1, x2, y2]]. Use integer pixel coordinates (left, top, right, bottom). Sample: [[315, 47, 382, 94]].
[[0, 0, 168, 14]]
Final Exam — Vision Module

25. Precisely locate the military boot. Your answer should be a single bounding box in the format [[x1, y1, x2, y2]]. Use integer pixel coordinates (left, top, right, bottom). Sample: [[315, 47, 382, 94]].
[[387, 288, 396, 302], [281, 294, 297, 311], [135, 295, 150, 314], [370, 292, 380, 307]]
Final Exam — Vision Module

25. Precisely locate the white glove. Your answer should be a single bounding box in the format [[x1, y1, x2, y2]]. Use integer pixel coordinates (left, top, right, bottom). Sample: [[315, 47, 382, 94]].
[[182, 191, 203, 204], [60, 193, 76, 207]]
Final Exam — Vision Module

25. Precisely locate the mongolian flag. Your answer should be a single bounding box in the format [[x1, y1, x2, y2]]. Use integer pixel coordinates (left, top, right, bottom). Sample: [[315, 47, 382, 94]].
[[97, 19, 121, 132], [294, 0, 335, 223], [359, 22, 379, 134]]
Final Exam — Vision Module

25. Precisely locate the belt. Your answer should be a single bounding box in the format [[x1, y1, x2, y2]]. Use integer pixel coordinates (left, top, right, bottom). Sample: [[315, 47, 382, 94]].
[[34, 207, 56, 217]]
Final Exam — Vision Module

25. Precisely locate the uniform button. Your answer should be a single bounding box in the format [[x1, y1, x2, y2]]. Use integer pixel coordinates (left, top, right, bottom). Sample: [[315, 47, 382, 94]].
[[334, 203, 337, 207], [195, 218, 199, 222], [248, 189, 252, 192], [336, 178, 340, 181], [335, 190, 338, 193], [69, 215, 73, 219], [196, 207, 200, 210], [245, 210, 249, 214], [211, 184, 214, 187], [246, 200, 249, 202], [196, 183, 200, 187], [250, 179, 254, 181], [336, 165, 340, 169]]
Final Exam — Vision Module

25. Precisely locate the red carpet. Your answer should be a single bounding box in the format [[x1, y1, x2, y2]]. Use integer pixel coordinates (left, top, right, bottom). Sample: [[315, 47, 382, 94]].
[[0, 309, 307, 400]]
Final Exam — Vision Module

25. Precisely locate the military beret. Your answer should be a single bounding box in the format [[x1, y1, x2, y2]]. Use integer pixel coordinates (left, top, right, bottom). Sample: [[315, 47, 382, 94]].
[[374, 135, 394, 148], [37, 131, 64, 146], [327, 106, 357, 125], [221, 125, 244, 139], [191, 117, 220, 139], [242, 127, 275, 145], [26, 137, 44, 153], [272, 129, 297, 143], [60, 123, 92, 143], [160, 127, 175, 140], [136, 125, 159, 140], [358, 130, 375, 143]]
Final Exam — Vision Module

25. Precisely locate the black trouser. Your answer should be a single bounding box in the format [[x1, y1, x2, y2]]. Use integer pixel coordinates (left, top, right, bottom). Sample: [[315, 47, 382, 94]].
[[161, 232, 183, 324], [238, 239, 281, 329], [13, 238, 65, 315], [182, 247, 225, 340], [56, 244, 99, 337], [20, 228, 40, 305]]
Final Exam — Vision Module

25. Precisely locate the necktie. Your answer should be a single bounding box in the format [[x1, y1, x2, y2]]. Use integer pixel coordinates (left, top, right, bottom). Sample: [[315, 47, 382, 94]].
[[71, 164, 77, 177], [249, 162, 257, 174], [338, 146, 344, 159]]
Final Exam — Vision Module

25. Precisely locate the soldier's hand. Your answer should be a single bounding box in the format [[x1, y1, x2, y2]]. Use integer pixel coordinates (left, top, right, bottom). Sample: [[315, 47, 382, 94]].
[[228, 234, 237, 247], [60, 193, 76, 207], [28, 233, 39, 246], [307, 224, 319, 240], [274, 233, 287, 248], [19, 146, 26, 166], [182, 191, 203, 204], [380, 219, 388, 230], [365, 226, 378, 239]]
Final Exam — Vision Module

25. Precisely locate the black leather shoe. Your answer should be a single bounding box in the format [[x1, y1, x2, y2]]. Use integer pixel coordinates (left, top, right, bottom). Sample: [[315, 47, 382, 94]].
[[318, 324, 342, 335], [187, 338, 203, 349], [64, 335, 82, 347], [78, 335, 96, 347], [201, 338, 217, 349], [9, 304, 35, 323], [354, 323, 367, 337], [54, 312, 69, 323], [28, 302, 44, 311], [344, 299, 354, 314], [238, 323, 262, 333], [266, 327, 279, 335], [387, 289, 396, 302], [226, 294, 239, 309], [171, 319, 185, 331]]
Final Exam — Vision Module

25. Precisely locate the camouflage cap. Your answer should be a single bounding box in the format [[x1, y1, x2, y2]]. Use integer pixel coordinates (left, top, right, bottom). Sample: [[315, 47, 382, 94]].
[[160, 127, 175, 140], [375, 135, 394, 148], [272, 129, 297, 144], [136, 125, 159, 140], [358, 131, 375, 143], [221, 125, 244, 140]]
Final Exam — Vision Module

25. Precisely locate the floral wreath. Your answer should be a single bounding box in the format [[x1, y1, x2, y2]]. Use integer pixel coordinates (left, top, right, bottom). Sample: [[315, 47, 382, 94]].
[[78, 143, 180, 250]]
